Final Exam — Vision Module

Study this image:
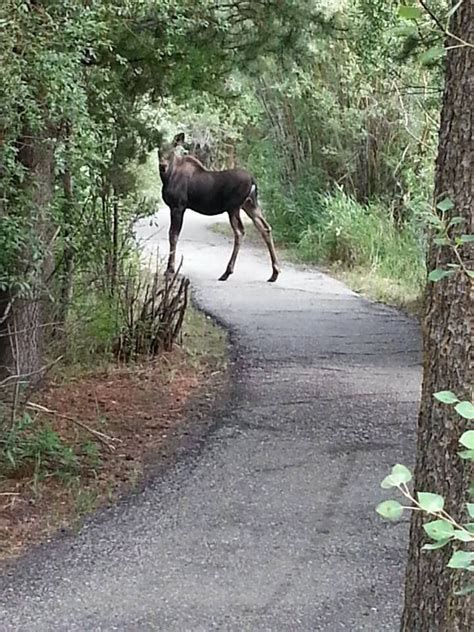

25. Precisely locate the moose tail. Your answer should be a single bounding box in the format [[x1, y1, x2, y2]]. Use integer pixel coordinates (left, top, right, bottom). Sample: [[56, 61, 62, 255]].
[[247, 179, 258, 206]]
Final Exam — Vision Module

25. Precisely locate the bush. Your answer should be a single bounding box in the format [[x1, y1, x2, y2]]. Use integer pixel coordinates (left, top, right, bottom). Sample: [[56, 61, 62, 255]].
[[296, 190, 425, 282], [0, 414, 81, 482], [251, 162, 427, 308]]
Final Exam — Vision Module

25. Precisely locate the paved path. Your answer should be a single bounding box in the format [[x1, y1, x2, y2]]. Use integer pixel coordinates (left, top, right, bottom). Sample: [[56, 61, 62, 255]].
[[0, 211, 421, 631]]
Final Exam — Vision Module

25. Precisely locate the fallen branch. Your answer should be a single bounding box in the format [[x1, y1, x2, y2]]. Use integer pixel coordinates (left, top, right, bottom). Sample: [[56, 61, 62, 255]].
[[25, 402, 119, 452]]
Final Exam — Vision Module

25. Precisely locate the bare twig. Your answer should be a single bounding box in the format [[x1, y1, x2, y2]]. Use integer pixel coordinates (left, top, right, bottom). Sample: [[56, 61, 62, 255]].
[[115, 256, 189, 361], [0, 319, 68, 338], [0, 355, 63, 389], [25, 402, 119, 452], [0, 298, 14, 327], [418, 0, 474, 49]]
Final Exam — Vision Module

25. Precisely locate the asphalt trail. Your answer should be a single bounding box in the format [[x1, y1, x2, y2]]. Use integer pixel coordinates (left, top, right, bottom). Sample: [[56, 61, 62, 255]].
[[0, 211, 421, 631]]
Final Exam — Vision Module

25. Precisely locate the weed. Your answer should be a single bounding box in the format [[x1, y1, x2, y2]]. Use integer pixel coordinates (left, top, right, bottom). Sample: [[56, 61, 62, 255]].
[[60, 289, 121, 369], [0, 414, 81, 488], [182, 307, 227, 371], [74, 487, 99, 517], [295, 190, 426, 283], [241, 174, 426, 309], [80, 441, 102, 470]]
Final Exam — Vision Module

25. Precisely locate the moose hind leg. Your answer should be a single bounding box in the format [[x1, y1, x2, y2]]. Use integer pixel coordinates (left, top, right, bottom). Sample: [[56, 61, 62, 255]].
[[219, 210, 245, 281], [243, 202, 279, 282]]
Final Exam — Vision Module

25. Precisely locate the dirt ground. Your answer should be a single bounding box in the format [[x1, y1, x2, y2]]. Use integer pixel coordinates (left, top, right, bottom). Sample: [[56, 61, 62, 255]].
[[0, 317, 227, 562]]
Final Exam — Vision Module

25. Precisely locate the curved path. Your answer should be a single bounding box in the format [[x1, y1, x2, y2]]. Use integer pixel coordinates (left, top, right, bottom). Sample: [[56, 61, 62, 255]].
[[0, 212, 421, 630]]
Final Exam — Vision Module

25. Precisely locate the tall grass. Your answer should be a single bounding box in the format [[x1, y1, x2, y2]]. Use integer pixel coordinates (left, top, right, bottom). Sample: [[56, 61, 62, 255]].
[[295, 191, 424, 274], [252, 172, 425, 312], [296, 190, 426, 309]]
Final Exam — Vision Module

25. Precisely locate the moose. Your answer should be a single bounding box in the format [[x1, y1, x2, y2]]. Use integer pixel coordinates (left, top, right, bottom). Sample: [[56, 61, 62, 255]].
[[158, 133, 280, 282]]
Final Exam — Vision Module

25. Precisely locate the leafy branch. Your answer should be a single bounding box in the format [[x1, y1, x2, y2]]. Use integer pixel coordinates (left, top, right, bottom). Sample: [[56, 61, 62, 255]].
[[397, 1, 473, 67], [377, 393, 474, 596], [425, 196, 474, 282], [417, 0, 474, 50]]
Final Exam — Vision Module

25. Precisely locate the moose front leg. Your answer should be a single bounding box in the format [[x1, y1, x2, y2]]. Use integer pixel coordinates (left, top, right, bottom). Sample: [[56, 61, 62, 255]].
[[167, 207, 184, 275]]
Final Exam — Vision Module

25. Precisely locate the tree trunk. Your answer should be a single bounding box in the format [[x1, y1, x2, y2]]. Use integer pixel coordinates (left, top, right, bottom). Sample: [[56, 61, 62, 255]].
[[111, 194, 119, 296], [0, 127, 55, 391], [400, 2, 473, 630], [57, 123, 75, 329]]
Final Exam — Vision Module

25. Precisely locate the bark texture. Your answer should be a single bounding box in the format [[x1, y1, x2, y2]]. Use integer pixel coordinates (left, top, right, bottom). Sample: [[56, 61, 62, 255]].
[[0, 127, 55, 390], [401, 2, 473, 631]]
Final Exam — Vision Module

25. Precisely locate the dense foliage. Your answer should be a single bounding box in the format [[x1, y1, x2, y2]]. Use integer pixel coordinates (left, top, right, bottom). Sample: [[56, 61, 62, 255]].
[[0, 0, 330, 371], [0, 0, 337, 484], [137, 2, 446, 310], [0, 1, 449, 348], [234, 3, 443, 307]]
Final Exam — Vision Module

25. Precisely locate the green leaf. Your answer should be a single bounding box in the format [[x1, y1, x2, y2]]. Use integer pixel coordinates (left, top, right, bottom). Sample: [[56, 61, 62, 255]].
[[422, 538, 451, 550], [419, 46, 445, 65], [459, 449, 474, 461], [460, 431, 474, 449], [433, 237, 450, 246], [398, 5, 422, 20], [455, 402, 474, 421], [436, 197, 454, 212], [467, 503, 474, 519], [423, 519, 454, 541], [428, 268, 454, 282], [459, 234, 474, 244], [467, 270, 474, 279], [391, 464, 412, 484], [426, 214, 443, 227], [381, 464, 412, 488], [453, 530, 474, 543], [448, 216, 465, 227], [376, 500, 404, 521], [454, 583, 474, 596], [434, 391, 459, 405], [447, 551, 474, 569], [465, 523, 474, 534], [418, 492, 444, 513], [381, 475, 397, 489]]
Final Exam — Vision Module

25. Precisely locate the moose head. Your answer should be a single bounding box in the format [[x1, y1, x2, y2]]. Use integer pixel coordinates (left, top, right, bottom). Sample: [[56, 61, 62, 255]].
[[158, 133, 187, 182]]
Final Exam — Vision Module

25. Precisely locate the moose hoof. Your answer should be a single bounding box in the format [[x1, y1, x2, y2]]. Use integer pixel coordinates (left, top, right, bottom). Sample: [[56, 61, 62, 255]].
[[267, 270, 279, 283], [218, 271, 231, 281]]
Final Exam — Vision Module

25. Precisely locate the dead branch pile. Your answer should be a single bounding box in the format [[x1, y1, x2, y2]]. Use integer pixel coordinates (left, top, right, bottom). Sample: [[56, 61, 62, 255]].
[[114, 260, 190, 362]]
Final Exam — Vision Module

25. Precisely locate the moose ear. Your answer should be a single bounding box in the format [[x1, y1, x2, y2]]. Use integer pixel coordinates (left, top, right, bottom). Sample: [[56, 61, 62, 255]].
[[173, 133, 185, 146]]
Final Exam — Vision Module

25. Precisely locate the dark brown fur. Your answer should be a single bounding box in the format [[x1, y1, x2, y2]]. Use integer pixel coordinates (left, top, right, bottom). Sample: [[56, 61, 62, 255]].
[[159, 134, 279, 282]]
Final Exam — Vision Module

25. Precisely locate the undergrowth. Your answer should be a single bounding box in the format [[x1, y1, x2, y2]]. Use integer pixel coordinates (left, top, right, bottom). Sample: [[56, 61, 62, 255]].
[[293, 189, 425, 311], [0, 411, 100, 489], [251, 169, 427, 312]]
